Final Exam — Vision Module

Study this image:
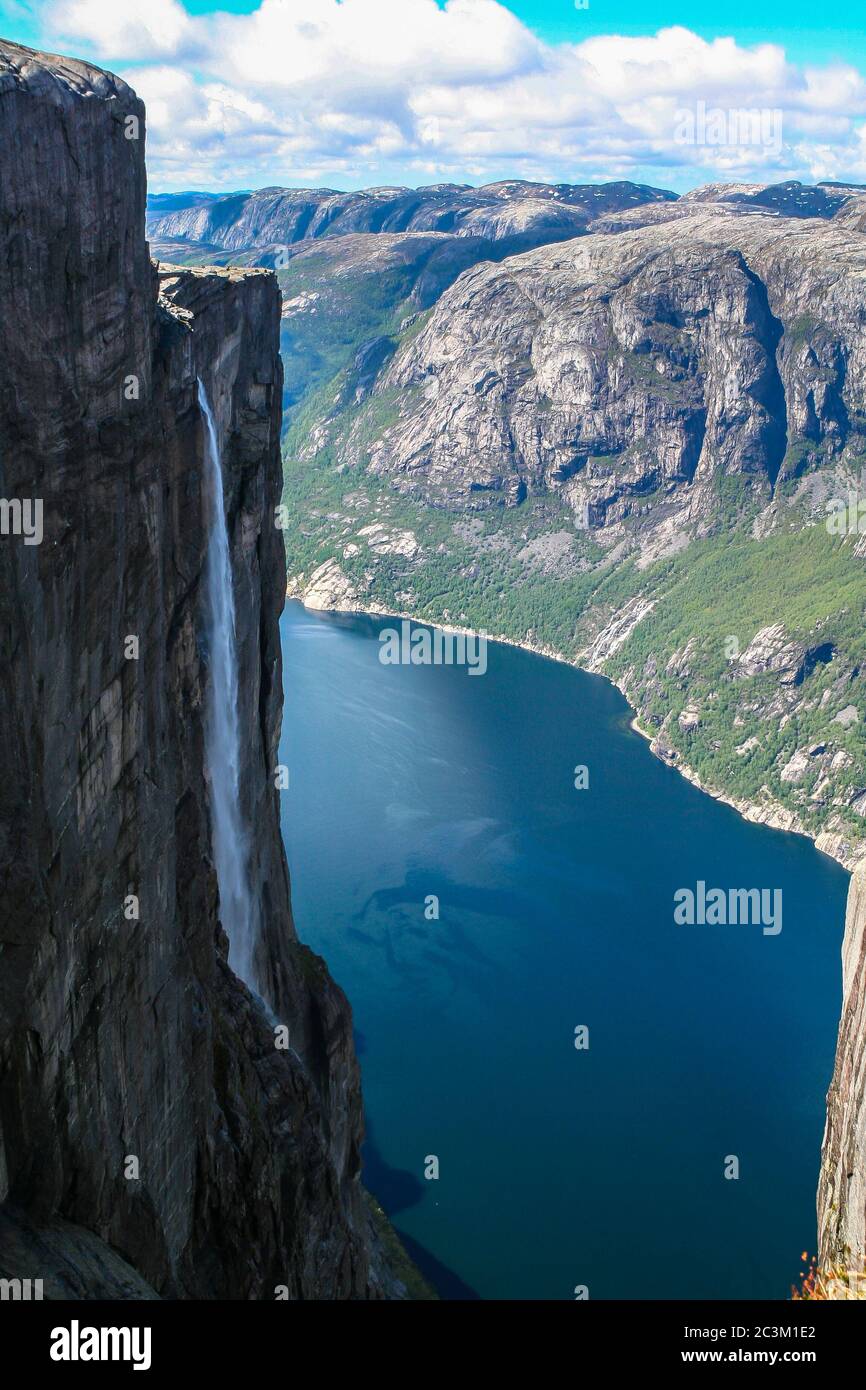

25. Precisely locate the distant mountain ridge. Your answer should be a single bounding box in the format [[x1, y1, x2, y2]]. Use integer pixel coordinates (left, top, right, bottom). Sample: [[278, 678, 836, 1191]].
[[147, 177, 866, 252], [146, 178, 678, 253]]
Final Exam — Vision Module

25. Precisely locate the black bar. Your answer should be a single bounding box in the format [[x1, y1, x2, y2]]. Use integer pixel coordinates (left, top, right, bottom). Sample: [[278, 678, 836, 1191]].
[[1, 1297, 861, 1376]]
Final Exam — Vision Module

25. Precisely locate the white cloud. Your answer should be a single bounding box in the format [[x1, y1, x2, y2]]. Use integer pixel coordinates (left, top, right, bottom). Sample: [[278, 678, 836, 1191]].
[[33, 0, 866, 188], [213, 0, 542, 89], [48, 0, 195, 61]]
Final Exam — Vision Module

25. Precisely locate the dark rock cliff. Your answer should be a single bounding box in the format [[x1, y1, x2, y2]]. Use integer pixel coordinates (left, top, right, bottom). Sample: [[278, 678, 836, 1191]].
[[0, 40, 390, 1299]]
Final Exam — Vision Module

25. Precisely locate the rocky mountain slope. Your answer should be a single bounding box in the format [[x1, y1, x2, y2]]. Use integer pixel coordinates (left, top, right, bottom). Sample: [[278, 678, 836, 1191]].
[[146, 178, 677, 256], [680, 179, 865, 218], [361, 211, 865, 510], [0, 40, 417, 1299], [151, 177, 866, 455]]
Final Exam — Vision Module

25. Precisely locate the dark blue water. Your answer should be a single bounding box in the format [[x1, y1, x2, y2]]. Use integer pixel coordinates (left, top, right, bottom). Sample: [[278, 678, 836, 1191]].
[[278, 601, 848, 1300]]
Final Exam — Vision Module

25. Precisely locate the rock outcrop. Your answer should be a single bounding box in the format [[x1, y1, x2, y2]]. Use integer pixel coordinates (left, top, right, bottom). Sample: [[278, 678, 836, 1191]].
[[820, 861, 866, 1276], [0, 40, 392, 1299], [301, 559, 362, 612], [358, 213, 866, 517]]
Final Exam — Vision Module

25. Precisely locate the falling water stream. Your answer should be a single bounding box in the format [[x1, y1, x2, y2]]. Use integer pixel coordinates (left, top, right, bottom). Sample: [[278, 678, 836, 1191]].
[[199, 377, 257, 989]]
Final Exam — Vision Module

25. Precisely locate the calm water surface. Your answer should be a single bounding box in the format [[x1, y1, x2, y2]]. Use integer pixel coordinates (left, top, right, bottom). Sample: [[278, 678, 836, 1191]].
[[278, 601, 847, 1300]]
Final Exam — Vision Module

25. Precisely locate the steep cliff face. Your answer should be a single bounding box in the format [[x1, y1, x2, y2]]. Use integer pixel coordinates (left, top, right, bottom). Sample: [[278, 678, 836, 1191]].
[[361, 212, 866, 515], [0, 40, 384, 1299], [820, 861, 866, 1275]]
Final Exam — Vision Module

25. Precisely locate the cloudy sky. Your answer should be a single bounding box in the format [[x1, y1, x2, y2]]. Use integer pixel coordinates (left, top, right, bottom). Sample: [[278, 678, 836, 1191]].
[[3, 0, 866, 193]]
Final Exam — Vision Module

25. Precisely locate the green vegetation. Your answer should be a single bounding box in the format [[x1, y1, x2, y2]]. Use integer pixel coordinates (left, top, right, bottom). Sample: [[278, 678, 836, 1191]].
[[282, 398, 866, 850], [278, 260, 423, 423], [602, 526, 866, 836], [363, 1193, 438, 1300]]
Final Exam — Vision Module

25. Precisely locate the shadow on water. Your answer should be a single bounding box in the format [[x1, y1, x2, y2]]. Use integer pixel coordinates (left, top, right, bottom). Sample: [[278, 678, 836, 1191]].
[[362, 1123, 425, 1216], [362, 1122, 481, 1301], [357, 868, 532, 926], [391, 1226, 482, 1301]]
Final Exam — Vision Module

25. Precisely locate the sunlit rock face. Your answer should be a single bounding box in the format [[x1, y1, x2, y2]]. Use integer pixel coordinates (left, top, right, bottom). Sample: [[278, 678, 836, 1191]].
[[362, 212, 866, 520], [820, 860, 866, 1276]]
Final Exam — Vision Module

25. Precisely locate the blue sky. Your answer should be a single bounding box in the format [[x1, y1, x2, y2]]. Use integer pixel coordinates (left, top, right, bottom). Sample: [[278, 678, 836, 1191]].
[[514, 0, 866, 66], [3, 0, 866, 193]]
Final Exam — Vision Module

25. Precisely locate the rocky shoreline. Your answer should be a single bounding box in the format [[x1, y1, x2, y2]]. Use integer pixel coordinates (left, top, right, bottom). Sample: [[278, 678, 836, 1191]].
[[291, 569, 860, 873]]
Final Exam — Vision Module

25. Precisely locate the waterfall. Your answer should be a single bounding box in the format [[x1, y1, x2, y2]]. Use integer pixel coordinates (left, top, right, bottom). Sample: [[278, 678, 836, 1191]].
[[199, 378, 257, 989]]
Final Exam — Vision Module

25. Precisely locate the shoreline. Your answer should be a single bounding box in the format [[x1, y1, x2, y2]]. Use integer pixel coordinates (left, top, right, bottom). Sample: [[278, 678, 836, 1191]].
[[289, 585, 859, 874]]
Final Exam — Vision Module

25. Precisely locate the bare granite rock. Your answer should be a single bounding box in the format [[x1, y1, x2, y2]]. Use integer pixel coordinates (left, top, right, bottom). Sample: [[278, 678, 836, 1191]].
[[303, 558, 361, 611], [360, 213, 866, 522]]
